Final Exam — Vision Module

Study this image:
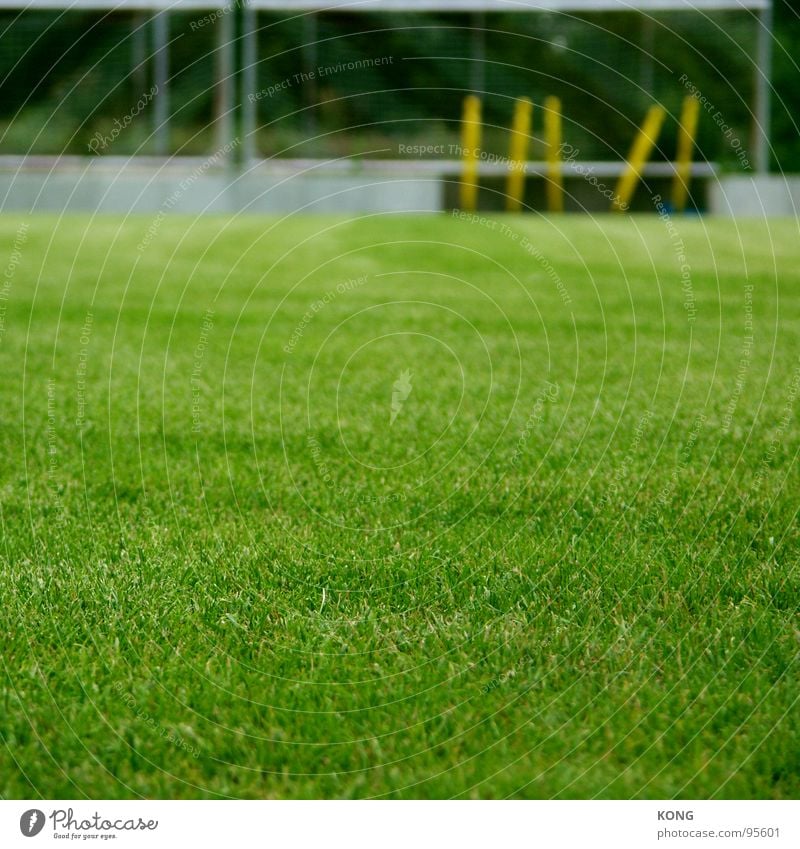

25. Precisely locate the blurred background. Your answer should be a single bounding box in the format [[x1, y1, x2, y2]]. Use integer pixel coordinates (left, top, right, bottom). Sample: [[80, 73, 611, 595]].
[[0, 0, 795, 213]]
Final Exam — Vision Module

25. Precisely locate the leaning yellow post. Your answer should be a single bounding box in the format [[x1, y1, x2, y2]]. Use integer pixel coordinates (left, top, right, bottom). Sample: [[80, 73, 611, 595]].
[[460, 95, 482, 212], [505, 97, 532, 212], [612, 104, 667, 212], [544, 95, 564, 213], [671, 95, 701, 213]]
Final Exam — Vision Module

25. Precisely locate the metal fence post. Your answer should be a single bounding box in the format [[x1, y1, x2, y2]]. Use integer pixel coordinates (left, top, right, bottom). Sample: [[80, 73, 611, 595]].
[[152, 9, 169, 156], [303, 12, 318, 138], [214, 5, 236, 156], [241, 0, 258, 163], [754, 0, 773, 174]]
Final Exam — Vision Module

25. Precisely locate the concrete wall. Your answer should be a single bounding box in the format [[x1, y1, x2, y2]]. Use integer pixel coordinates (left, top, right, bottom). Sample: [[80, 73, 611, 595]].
[[3, 157, 798, 217], [708, 175, 800, 217], [0, 158, 444, 215]]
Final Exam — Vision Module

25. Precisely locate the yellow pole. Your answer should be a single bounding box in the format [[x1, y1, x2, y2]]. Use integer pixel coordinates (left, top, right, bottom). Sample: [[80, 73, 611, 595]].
[[612, 104, 667, 212], [505, 97, 532, 212], [671, 95, 701, 213], [544, 95, 564, 213], [460, 95, 482, 212]]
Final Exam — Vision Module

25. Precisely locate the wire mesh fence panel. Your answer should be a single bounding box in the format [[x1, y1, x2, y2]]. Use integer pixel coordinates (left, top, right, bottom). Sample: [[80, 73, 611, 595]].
[[0, 9, 223, 156], [166, 11, 220, 154], [0, 10, 141, 155], [248, 9, 759, 169], [0, 5, 763, 170], [250, 12, 467, 158]]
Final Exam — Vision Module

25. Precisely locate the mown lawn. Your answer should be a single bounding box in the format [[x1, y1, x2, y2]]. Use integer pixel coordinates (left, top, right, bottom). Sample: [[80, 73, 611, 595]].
[[0, 213, 798, 799]]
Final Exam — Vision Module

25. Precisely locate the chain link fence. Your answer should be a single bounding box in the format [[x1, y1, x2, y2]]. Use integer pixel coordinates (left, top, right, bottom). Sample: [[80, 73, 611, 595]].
[[0, 4, 769, 172]]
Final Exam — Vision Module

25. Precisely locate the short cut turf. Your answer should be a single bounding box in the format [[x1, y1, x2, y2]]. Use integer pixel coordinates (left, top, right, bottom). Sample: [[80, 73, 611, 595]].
[[0, 213, 798, 799]]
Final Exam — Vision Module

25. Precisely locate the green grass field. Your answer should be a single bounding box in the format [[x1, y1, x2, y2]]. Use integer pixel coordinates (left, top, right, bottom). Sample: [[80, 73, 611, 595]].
[[1, 213, 798, 799]]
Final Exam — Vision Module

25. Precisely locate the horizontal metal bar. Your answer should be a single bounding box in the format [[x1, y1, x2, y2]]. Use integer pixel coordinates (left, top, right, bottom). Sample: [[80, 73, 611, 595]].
[[0, 154, 719, 179], [0, 1, 226, 10], [0, 0, 769, 11], [249, 0, 770, 12], [249, 157, 720, 178]]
